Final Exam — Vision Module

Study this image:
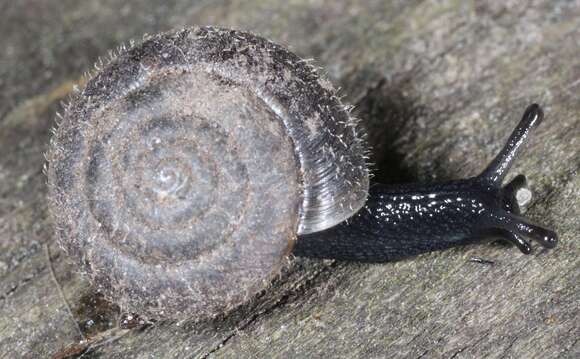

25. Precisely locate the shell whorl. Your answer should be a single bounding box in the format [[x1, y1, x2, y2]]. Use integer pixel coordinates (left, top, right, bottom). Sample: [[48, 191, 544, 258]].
[[47, 27, 368, 318]]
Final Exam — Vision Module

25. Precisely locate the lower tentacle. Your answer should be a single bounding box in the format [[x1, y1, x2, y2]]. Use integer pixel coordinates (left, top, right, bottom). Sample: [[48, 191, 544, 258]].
[[478, 228, 532, 254], [504, 214, 558, 249]]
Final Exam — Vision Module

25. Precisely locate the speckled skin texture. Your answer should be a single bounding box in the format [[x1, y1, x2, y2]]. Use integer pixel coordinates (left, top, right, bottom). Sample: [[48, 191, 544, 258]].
[[296, 105, 557, 261]]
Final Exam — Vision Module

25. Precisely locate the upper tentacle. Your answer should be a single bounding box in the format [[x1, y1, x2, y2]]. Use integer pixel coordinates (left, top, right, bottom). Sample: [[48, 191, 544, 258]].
[[479, 104, 544, 186]]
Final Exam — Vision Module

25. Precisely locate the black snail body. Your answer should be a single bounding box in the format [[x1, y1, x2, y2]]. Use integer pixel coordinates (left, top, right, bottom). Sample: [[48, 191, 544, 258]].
[[47, 27, 558, 319]]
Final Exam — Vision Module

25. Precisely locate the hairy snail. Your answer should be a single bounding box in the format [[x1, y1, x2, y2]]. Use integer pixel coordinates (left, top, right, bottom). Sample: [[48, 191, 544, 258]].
[[47, 26, 558, 319]]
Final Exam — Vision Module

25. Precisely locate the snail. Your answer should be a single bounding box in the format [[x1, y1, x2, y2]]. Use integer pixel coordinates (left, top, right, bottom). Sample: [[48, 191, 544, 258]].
[[47, 26, 558, 319]]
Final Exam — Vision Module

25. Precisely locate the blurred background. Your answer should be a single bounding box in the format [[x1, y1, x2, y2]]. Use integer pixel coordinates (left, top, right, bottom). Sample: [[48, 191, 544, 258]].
[[0, 1, 578, 358]]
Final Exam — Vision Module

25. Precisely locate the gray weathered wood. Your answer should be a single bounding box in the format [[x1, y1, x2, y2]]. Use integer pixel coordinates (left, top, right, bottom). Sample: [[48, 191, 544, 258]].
[[0, 1, 578, 358]]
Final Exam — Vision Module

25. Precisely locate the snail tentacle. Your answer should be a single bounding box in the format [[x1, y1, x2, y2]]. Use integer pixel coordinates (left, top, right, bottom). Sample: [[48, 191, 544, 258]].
[[479, 104, 543, 185]]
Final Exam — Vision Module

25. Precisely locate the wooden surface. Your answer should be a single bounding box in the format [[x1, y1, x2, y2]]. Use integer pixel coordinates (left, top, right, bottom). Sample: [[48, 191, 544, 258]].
[[0, 1, 578, 358]]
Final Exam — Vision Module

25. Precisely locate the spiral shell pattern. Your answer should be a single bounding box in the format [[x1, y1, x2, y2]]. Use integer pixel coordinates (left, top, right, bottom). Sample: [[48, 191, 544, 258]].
[[47, 27, 368, 318]]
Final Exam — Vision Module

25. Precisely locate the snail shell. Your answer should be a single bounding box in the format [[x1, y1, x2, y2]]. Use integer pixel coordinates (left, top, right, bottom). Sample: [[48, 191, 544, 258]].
[[47, 27, 368, 318]]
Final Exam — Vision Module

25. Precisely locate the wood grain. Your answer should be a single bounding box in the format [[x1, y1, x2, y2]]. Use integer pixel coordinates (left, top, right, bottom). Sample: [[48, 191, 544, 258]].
[[0, 1, 578, 358]]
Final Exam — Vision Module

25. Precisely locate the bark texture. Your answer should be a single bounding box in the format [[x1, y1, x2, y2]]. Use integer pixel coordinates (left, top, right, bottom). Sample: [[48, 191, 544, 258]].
[[0, 1, 578, 358]]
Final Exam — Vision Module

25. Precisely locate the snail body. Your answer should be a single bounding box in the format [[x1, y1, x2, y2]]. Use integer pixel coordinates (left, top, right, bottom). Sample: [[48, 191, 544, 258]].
[[47, 27, 557, 319]]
